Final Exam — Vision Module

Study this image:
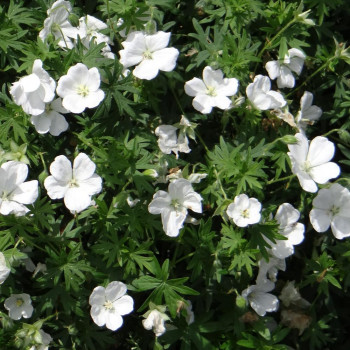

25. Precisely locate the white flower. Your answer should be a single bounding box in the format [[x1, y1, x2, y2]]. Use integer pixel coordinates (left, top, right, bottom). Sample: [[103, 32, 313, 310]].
[[295, 91, 322, 134], [242, 279, 279, 317], [142, 308, 169, 337], [78, 15, 114, 59], [226, 194, 261, 227], [10, 59, 56, 116], [0, 252, 10, 284], [30, 98, 69, 136], [266, 48, 306, 88], [287, 133, 340, 193], [4, 293, 34, 320], [309, 183, 350, 239], [246, 75, 286, 110], [119, 31, 179, 80], [267, 203, 305, 259], [256, 256, 286, 284], [184, 66, 239, 114], [155, 125, 190, 158], [39, 0, 79, 49], [56, 63, 105, 114], [44, 153, 102, 213], [89, 281, 134, 331], [0, 161, 38, 216], [279, 281, 310, 308], [148, 179, 202, 237], [29, 329, 52, 350]]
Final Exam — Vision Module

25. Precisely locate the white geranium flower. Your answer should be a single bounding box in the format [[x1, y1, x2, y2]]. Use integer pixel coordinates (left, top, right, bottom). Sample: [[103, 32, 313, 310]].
[[246, 75, 286, 111], [148, 178, 202, 237], [242, 279, 279, 317], [0, 161, 38, 216], [0, 252, 10, 284], [119, 31, 179, 80], [89, 281, 134, 331], [4, 293, 34, 320], [287, 133, 340, 193], [56, 63, 105, 113], [142, 307, 170, 337], [184, 66, 239, 114], [29, 329, 52, 350], [78, 15, 114, 59], [10, 59, 56, 116], [39, 0, 79, 49], [267, 203, 305, 259], [279, 281, 310, 308], [256, 256, 286, 284], [226, 194, 261, 227], [30, 98, 69, 136], [309, 183, 350, 239], [44, 153, 102, 213], [295, 91, 322, 134], [266, 48, 306, 88]]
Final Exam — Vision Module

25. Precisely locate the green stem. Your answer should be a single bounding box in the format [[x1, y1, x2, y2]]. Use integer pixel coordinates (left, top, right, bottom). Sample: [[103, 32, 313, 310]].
[[254, 17, 297, 72], [322, 128, 341, 138], [267, 174, 295, 185], [287, 57, 336, 96], [195, 130, 209, 153], [106, 0, 122, 49]]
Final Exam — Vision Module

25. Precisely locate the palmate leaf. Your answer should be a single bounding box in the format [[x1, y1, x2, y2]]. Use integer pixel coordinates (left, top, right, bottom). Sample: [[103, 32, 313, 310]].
[[132, 259, 199, 317]]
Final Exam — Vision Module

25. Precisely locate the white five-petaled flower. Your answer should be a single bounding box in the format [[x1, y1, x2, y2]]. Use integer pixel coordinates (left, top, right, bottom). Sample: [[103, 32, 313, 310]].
[[89, 281, 134, 331], [265, 48, 306, 88], [246, 75, 286, 111], [30, 98, 69, 136], [242, 279, 279, 317], [119, 31, 179, 80], [10, 59, 56, 116], [142, 307, 169, 337], [309, 183, 350, 240], [148, 178, 202, 237], [184, 66, 239, 114], [78, 15, 114, 59], [226, 194, 262, 227], [0, 252, 10, 284], [44, 153, 102, 213], [0, 161, 38, 216], [39, 0, 79, 49], [266, 203, 305, 259], [56, 63, 105, 114], [287, 133, 340, 193], [4, 293, 34, 320], [295, 91, 322, 134]]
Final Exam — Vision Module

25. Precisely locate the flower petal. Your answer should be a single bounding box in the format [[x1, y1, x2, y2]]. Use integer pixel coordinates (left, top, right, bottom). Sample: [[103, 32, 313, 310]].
[[307, 136, 335, 167], [73, 153, 96, 181], [105, 311, 123, 331], [89, 286, 106, 306], [64, 188, 92, 213], [50, 155, 72, 182], [309, 208, 331, 232], [145, 31, 170, 52], [309, 162, 340, 184], [10, 180, 38, 205], [113, 295, 134, 315], [184, 78, 207, 97], [151, 47, 179, 72], [105, 281, 127, 302], [133, 59, 159, 80]]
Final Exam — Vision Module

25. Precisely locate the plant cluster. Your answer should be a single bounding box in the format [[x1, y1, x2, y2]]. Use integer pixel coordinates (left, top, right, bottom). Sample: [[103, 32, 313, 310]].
[[0, 0, 350, 349]]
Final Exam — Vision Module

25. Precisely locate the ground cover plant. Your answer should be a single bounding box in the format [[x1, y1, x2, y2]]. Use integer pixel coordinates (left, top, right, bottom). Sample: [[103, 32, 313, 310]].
[[0, 0, 350, 349]]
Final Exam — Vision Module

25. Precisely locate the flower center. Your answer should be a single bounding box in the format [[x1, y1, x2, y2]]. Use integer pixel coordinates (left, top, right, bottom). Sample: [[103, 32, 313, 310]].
[[143, 50, 153, 59], [329, 205, 340, 217], [171, 199, 182, 211], [206, 86, 217, 97], [16, 298, 24, 307], [77, 85, 90, 97], [1, 191, 9, 201], [302, 160, 312, 173], [242, 209, 250, 218], [69, 178, 79, 188], [103, 300, 114, 310]]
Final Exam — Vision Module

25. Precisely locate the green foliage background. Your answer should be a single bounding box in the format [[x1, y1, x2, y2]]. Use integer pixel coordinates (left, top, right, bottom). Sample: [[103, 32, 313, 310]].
[[0, 0, 350, 349]]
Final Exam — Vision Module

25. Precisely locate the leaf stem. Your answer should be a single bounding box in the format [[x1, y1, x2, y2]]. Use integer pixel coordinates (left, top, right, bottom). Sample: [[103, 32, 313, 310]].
[[267, 174, 295, 185]]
